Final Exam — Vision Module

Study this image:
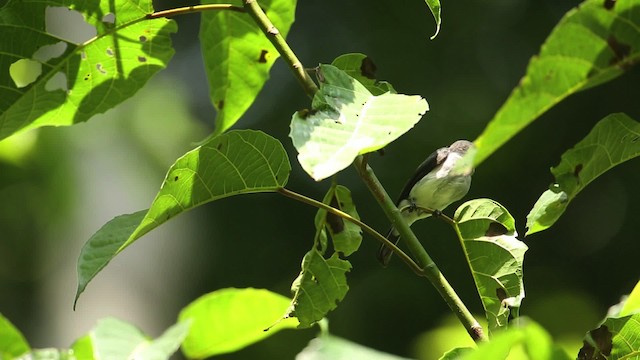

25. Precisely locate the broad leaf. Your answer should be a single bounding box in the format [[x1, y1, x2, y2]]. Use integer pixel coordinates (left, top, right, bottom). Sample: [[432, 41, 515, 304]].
[[454, 199, 527, 334], [0, 314, 30, 358], [0, 0, 176, 141], [200, 0, 297, 135], [79, 318, 189, 360], [297, 334, 412, 360], [179, 288, 298, 358], [331, 53, 396, 95], [526, 113, 640, 235], [619, 280, 640, 317], [474, 0, 640, 165], [579, 313, 640, 360], [288, 250, 351, 328], [75, 130, 290, 306], [290, 64, 429, 181]]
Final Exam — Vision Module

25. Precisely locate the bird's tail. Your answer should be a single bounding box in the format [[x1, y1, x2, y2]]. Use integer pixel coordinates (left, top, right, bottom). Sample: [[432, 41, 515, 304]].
[[377, 228, 401, 267]]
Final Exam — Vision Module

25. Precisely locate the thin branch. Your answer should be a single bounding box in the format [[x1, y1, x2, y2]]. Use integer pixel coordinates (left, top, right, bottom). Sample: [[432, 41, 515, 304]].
[[243, 0, 319, 98], [277, 188, 426, 277], [147, 4, 244, 19], [353, 156, 486, 342]]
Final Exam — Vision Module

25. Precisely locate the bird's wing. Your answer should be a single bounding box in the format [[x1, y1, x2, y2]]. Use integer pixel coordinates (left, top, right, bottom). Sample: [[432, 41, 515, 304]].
[[395, 146, 449, 205]]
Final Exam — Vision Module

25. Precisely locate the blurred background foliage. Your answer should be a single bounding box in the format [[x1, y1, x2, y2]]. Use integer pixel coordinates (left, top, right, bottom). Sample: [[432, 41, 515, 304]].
[[0, 0, 639, 359]]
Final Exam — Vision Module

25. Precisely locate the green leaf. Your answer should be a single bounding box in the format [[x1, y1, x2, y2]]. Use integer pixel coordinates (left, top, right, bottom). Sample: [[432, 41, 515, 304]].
[[290, 64, 429, 181], [80, 318, 188, 360], [75, 130, 291, 306], [0, 0, 176, 141], [0, 313, 30, 358], [288, 250, 352, 328], [462, 320, 571, 360], [619, 280, 640, 317], [439, 348, 473, 360], [473, 0, 640, 165], [178, 288, 298, 358], [314, 185, 362, 256], [70, 335, 94, 359], [296, 334, 412, 360], [200, 0, 297, 135], [526, 113, 640, 235], [424, 0, 442, 40], [579, 313, 640, 360], [15, 349, 75, 360], [331, 53, 396, 95], [454, 199, 527, 334]]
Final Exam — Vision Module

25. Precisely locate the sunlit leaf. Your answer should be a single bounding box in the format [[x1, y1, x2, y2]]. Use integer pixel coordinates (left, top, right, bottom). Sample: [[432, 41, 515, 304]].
[[579, 313, 640, 360], [0, 0, 176, 141], [526, 113, 640, 235], [179, 288, 298, 358], [75, 130, 290, 306], [290, 64, 428, 181], [474, 0, 640, 165], [0, 313, 30, 358], [454, 199, 527, 334], [288, 250, 351, 328], [200, 0, 297, 135], [297, 334, 412, 360], [461, 320, 571, 360], [81, 318, 188, 360], [619, 280, 640, 317]]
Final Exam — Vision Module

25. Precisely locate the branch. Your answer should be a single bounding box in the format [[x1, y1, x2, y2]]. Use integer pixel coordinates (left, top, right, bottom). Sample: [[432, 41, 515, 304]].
[[353, 156, 486, 342], [243, 0, 318, 98], [277, 188, 426, 277], [147, 4, 244, 19]]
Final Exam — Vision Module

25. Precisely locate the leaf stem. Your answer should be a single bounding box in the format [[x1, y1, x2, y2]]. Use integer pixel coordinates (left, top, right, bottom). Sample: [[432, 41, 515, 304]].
[[146, 4, 245, 19], [353, 156, 486, 342], [243, 0, 319, 98], [277, 188, 426, 277]]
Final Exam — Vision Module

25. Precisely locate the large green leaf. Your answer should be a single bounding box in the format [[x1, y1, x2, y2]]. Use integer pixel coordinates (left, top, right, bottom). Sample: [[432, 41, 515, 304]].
[[454, 199, 527, 334], [579, 313, 640, 359], [290, 64, 429, 181], [474, 0, 640, 165], [200, 0, 297, 135], [0, 0, 176, 141], [179, 288, 298, 358], [0, 313, 30, 358], [526, 113, 640, 235], [75, 130, 290, 306]]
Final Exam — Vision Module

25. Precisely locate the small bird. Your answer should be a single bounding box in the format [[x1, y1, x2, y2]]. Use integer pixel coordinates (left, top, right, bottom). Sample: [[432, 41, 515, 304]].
[[377, 140, 475, 266]]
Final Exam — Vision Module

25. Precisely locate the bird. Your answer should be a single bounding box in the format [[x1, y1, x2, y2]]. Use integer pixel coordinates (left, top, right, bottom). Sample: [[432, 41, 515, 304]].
[[377, 140, 475, 266]]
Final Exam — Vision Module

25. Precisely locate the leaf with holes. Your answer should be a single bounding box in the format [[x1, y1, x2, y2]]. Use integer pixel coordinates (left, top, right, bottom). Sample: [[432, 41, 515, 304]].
[[75, 130, 290, 307], [314, 185, 362, 256], [288, 250, 351, 328], [200, 0, 297, 135], [526, 113, 640, 235], [290, 64, 428, 181], [579, 313, 640, 359], [455, 199, 527, 334], [331, 53, 396, 95], [474, 0, 640, 165], [0, 0, 176, 141]]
